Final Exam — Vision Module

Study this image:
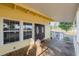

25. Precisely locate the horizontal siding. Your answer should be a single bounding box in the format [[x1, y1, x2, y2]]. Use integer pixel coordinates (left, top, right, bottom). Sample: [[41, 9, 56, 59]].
[[0, 4, 50, 25], [0, 39, 30, 55]]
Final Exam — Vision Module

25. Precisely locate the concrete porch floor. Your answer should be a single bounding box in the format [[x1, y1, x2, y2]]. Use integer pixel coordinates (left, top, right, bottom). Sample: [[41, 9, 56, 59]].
[[47, 38, 75, 56], [4, 37, 75, 56]]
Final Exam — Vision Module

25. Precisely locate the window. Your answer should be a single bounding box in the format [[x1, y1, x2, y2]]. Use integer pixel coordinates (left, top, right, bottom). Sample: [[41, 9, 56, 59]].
[[3, 19, 20, 44], [3, 20, 20, 31], [23, 23, 32, 30], [23, 23, 32, 40], [4, 32, 19, 44], [3, 19, 33, 44]]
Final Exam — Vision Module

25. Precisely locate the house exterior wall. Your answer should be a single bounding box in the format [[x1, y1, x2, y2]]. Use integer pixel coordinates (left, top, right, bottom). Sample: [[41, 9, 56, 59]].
[[0, 4, 52, 55], [45, 24, 51, 40], [0, 4, 49, 24]]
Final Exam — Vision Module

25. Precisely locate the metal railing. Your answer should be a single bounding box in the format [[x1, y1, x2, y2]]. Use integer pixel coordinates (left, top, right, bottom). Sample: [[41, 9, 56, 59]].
[[38, 47, 48, 56]]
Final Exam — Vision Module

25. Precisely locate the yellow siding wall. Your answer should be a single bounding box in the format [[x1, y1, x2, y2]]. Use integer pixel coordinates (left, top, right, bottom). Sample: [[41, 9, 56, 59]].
[[0, 4, 50, 25], [0, 39, 30, 55], [0, 4, 51, 55]]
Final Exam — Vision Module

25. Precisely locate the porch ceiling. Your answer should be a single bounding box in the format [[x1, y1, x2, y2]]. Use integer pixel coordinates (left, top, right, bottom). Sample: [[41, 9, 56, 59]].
[[25, 3, 78, 22]]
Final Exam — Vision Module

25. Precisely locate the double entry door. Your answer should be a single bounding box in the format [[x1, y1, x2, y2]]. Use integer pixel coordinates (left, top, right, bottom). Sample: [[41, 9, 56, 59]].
[[35, 24, 45, 40]]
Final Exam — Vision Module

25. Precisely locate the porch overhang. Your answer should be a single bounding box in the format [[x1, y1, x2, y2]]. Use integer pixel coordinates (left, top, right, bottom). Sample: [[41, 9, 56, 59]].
[[14, 3, 54, 22]]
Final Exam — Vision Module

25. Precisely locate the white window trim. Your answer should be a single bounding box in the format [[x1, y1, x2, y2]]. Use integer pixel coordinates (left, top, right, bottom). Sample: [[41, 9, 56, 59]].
[[23, 22, 33, 40], [3, 19, 20, 44], [20, 21, 23, 41], [0, 18, 3, 45], [0, 17, 35, 45]]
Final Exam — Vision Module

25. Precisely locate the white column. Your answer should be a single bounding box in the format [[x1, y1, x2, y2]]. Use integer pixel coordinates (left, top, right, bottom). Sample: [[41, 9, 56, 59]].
[[74, 7, 79, 55], [32, 23, 35, 40], [20, 21, 23, 41], [0, 18, 3, 45], [45, 24, 51, 40]]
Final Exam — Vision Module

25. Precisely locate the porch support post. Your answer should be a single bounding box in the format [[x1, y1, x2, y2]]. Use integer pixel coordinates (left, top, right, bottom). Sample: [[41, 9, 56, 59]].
[[74, 7, 79, 55], [0, 18, 3, 45], [32, 23, 35, 40], [20, 21, 23, 41]]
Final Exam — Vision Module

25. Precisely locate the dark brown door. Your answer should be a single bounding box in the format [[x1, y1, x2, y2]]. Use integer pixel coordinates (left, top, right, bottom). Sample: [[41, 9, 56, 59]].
[[35, 24, 45, 40]]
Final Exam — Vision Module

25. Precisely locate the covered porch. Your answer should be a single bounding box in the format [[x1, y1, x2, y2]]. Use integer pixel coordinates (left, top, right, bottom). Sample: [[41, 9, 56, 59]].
[[0, 3, 78, 56]]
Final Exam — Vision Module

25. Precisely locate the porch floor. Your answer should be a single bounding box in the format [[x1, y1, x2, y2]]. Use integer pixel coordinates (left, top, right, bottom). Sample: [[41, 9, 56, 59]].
[[47, 38, 75, 56], [4, 38, 75, 56]]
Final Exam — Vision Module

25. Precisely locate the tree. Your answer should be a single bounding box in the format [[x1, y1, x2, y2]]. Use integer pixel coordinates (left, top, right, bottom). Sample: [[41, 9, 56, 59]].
[[58, 22, 73, 31]]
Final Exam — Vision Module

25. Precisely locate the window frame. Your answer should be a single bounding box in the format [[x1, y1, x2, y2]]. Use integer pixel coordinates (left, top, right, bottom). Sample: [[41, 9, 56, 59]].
[[23, 22, 32, 40], [2, 18, 33, 44], [3, 19, 20, 44]]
